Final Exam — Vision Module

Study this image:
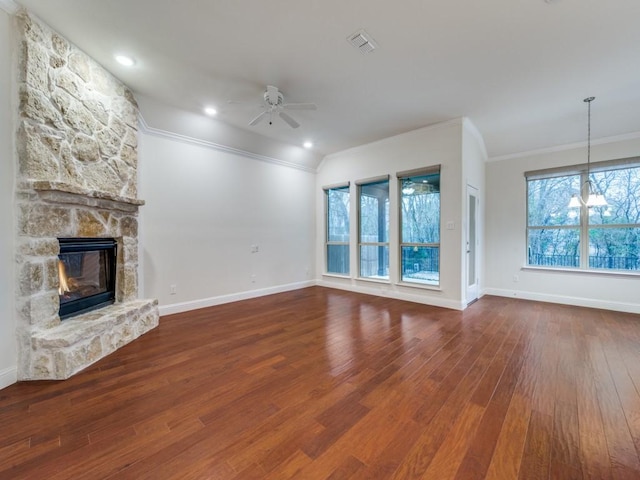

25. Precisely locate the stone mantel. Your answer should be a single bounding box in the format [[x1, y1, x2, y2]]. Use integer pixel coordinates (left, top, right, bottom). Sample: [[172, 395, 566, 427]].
[[23, 180, 145, 213]]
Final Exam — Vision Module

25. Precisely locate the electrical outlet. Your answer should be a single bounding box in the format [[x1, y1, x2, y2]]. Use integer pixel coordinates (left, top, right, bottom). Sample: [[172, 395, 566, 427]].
[[170, 284, 177, 295], [251, 274, 256, 283], [513, 274, 519, 283], [251, 244, 259, 253]]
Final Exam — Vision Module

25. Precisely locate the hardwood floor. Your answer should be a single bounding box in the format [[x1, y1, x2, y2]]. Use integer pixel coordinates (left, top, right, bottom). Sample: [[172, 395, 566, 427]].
[[1, 287, 639, 479]]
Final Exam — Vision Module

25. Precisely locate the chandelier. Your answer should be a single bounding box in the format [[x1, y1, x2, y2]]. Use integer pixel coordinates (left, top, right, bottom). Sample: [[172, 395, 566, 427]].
[[568, 97, 608, 209]]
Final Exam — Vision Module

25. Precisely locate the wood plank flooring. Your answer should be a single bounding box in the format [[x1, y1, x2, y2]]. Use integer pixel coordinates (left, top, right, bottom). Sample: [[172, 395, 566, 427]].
[[1, 287, 639, 479]]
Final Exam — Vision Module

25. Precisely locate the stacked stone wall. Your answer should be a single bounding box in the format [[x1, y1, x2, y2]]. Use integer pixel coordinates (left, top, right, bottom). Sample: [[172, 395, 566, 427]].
[[17, 12, 139, 198]]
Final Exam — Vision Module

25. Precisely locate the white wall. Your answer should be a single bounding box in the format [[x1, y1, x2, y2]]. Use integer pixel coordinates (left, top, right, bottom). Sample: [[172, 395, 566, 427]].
[[0, 8, 17, 388], [485, 136, 640, 313], [139, 117, 316, 315], [316, 119, 466, 310]]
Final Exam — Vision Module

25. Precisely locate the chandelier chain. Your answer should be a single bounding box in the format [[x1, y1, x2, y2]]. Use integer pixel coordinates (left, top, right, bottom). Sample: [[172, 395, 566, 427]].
[[584, 96, 595, 177], [587, 98, 591, 173]]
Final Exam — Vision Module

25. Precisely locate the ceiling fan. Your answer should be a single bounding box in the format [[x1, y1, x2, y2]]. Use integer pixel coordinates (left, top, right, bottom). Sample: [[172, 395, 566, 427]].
[[248, 85, 317, 129]]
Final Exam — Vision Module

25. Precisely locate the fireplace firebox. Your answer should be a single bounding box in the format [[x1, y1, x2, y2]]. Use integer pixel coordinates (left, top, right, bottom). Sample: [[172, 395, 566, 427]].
[[58, 238, 117, 319]]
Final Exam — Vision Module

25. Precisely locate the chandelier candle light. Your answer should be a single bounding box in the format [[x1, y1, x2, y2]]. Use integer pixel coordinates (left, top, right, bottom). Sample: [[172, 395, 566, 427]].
[[568, 96, 608, 209]]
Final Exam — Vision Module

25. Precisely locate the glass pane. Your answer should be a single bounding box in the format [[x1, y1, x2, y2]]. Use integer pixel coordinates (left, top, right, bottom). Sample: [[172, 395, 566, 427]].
[[327, 187, 350, 242], [401, 173, 440, 243], [528, 175, 580, 227], [359, 245, 389, 279], [527, 229, 580, 267], [401, 246, 439, 285], [359, 181, 389, 242], [589, 167, 640, 225], [589, 227, 640, 270], [58, 251, 108, 303], [468, 194, 476, 287], [327, 244, 349, 275]]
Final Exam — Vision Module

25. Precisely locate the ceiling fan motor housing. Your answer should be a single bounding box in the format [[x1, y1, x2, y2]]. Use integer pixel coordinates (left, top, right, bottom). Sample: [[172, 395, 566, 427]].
[[265, 86, 283, 107]]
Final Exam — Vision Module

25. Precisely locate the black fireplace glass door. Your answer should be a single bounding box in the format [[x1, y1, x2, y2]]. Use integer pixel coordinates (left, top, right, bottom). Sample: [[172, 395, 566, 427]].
[[58, 238, 117, 319]]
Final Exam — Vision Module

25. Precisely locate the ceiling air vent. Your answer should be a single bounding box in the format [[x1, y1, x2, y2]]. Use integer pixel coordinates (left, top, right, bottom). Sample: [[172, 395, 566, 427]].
[[347, 29, 378, 55]]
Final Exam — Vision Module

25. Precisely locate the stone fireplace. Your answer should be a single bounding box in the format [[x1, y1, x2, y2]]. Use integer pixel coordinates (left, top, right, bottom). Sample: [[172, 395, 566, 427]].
[[14, 12, 159, 380]]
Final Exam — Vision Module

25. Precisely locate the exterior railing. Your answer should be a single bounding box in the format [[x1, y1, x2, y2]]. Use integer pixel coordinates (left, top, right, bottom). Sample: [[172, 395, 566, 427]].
[[528, 253, 640, 270]]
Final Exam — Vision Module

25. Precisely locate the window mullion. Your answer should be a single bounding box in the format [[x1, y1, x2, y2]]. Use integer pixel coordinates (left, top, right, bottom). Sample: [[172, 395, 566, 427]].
[[580, 171, 589, 268]]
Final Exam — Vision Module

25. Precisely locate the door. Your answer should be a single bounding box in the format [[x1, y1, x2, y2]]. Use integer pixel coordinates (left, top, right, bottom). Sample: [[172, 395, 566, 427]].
[[466, 185, 479, 305]]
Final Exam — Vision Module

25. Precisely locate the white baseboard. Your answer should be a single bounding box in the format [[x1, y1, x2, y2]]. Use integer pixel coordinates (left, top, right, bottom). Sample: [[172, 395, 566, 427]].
[[158, 280, 318, 316], [483, 288, 640, 314], [0, 366, 17, 390], [317, 279, 466, 311]]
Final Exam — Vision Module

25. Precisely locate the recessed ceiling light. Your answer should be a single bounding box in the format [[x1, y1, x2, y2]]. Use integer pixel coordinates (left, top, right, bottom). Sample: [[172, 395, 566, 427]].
[[204, 107, 217, 116], [115, 54, 135, 67], [303, 141, 313, 149]]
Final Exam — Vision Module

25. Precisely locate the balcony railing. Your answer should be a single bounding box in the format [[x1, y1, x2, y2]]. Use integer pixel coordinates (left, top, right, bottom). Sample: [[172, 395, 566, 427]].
[[528, 253, 640, 270]]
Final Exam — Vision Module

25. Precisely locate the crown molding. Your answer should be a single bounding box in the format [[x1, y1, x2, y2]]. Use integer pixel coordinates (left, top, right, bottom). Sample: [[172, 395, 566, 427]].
[[488, 130, 640, 163], [138, 114, 317, 174], [0, 0, 19, 14]]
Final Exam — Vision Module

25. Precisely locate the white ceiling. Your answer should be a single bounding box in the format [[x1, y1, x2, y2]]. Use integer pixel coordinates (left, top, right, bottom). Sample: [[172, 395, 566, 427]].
[[14, 0, 640, 160]]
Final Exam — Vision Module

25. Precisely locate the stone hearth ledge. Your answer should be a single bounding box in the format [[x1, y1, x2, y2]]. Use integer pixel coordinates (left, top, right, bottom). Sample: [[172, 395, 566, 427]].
[[27, 299, 159, 380]]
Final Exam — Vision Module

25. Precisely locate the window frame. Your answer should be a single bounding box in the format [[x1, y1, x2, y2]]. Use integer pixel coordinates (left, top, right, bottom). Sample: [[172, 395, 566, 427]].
[[356, 176, 390, 281], [324, 182, 351, 276], [525, 157, 640, 272], [397, 165, 441, 287]]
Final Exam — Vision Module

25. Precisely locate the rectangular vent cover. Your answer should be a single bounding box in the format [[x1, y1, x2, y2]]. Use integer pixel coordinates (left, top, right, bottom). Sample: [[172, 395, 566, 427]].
[[347, 29, 378, 54]]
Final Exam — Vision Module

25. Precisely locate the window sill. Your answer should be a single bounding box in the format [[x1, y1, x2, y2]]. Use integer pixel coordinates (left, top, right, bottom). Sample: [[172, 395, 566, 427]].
[[356, 277, 390, 285], [396, 281, 442, 292], [522, 265, 640, 278], [322, 273, 351, 279]]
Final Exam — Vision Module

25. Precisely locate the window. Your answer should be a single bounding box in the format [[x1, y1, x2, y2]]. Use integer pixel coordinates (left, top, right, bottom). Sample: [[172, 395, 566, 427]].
[[358, 178, 389, 279], [526, 159, 640, 271], [527, 174, 581, 267], [398, 166, 441, 285], [325, 184, 350, 275]]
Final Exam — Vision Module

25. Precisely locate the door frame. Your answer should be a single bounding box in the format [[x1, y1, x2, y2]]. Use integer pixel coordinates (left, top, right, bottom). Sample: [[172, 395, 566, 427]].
[[465, 185, 479, 305]]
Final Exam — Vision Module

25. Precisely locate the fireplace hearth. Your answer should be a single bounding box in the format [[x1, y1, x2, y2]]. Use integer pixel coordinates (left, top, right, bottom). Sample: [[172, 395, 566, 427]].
[[58, 238, 117, 319]]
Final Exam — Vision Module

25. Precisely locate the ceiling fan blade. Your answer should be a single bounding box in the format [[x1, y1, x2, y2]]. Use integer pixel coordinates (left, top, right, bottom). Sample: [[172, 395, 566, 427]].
[[282, 103, 317, 110], [279, 111, 300, 129], [249, 111, 268, 126]]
